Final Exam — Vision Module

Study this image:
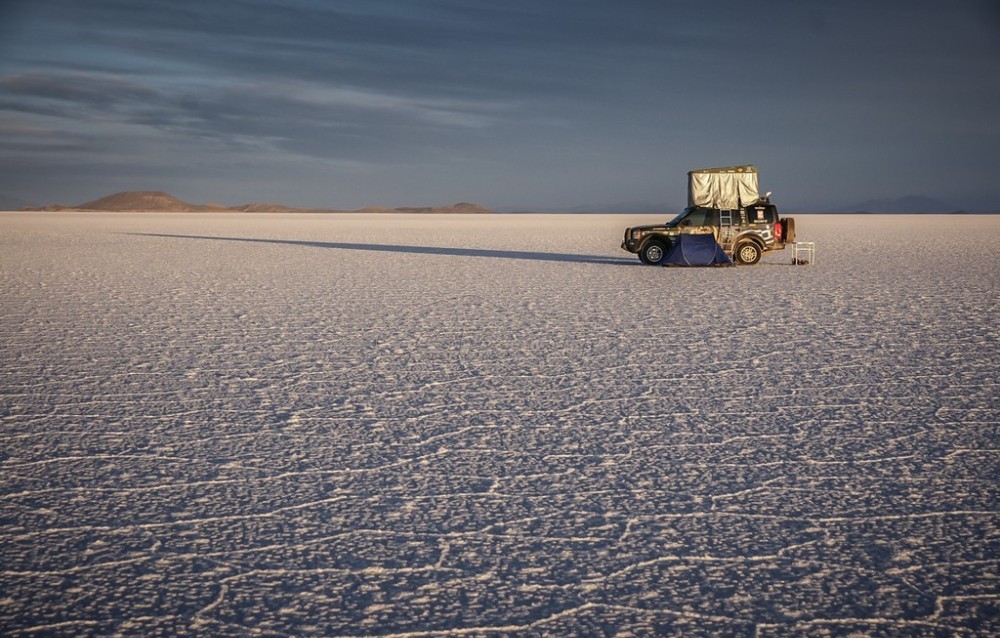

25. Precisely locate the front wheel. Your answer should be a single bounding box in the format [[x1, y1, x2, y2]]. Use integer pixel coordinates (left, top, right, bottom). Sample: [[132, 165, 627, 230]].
[[639, 240, 667, 265], [734, 241, 762, 265]]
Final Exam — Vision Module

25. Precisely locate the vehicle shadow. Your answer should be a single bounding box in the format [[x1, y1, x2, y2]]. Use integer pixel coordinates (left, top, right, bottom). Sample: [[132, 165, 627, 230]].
[[127, 233, 639, 266]]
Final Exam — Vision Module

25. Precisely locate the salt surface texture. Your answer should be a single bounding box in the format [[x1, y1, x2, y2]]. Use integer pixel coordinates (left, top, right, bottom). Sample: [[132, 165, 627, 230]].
[[1, 212, 998, 636]]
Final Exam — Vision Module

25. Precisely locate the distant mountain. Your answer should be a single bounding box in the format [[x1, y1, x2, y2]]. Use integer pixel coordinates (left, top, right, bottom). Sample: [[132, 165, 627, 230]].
[[0, 193, 32, 210], [838, 195, 959, 214], [393, 202, 492, 214], [75, 191, 226, 212], [232, 202, 304, 213], [25, 191, 493, 214]]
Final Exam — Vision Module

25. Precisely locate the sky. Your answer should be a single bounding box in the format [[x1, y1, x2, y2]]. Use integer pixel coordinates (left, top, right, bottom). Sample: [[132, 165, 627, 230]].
[[0, 0, 998, 212]]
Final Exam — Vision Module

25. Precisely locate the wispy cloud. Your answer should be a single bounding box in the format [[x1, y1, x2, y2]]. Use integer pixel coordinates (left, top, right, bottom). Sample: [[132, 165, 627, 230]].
[[0, 66, 515, 167], [0, 71, 156, 104]]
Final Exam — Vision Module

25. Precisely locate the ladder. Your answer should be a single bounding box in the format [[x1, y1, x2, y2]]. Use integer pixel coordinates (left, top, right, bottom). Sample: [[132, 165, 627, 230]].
[[718, 209, 735, 251]]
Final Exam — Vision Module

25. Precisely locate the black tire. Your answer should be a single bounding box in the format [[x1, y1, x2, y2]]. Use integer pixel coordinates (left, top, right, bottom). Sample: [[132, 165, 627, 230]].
[[734, 241, 762, 265], [639, 240, 667, 265], [781, 218, 796, 244]]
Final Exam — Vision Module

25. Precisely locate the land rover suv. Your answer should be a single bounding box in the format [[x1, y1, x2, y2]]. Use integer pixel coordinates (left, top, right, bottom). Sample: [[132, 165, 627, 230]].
[[622, 201, 795, 265]]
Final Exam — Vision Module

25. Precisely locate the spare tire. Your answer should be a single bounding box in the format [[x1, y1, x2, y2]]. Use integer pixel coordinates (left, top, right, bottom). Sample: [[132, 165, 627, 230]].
[[781, 218, 796, 244]]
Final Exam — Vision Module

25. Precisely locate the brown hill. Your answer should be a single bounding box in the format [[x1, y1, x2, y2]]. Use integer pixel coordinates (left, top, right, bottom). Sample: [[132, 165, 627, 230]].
[[393, 202, 491, 214], [234, 203, 304, 213], [76, 191, 200, 211]]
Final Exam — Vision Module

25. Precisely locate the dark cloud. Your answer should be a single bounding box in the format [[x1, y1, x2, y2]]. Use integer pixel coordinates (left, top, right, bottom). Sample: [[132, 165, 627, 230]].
[[1, 0, 998, 209]]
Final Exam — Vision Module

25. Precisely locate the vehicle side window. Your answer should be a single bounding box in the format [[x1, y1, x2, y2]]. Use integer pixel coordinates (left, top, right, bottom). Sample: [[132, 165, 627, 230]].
[[683, 208, 710, 226]]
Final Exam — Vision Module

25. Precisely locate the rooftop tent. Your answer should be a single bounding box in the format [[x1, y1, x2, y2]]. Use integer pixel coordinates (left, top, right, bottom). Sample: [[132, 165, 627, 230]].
[[661, 233, 734, 267], [688, 165, 760, 209]]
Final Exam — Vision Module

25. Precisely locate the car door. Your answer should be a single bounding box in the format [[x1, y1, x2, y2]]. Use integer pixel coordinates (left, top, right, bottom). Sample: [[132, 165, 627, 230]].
[[677, 207, 714, 236]]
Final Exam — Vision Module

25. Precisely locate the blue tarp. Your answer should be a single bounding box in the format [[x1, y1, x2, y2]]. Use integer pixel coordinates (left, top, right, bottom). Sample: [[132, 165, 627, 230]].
[[662, 234, 733, 267]]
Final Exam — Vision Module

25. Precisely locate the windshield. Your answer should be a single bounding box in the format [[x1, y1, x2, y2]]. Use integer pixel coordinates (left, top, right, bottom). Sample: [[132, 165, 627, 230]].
[[666, 207, 695, 227]]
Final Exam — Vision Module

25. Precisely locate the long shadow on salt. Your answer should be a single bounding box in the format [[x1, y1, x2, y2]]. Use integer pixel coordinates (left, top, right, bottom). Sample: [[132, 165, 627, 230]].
[[127, 233, 639, 266]]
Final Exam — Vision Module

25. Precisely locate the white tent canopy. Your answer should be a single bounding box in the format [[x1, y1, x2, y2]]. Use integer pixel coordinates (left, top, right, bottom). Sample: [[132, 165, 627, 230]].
[[688, 165, 760, 209]]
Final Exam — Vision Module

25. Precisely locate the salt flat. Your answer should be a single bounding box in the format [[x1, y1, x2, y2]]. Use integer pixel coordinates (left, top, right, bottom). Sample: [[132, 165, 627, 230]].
[[1, 212, 998, 637]]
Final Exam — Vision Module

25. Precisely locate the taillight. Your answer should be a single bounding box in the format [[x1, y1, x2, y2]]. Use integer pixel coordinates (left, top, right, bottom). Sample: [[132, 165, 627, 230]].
[[774, 221, 782, 241]]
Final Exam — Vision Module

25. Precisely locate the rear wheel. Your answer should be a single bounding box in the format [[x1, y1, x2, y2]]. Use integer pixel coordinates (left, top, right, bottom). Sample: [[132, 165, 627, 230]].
[[639, 240, 667, 265], [735, 241, 762, 265]]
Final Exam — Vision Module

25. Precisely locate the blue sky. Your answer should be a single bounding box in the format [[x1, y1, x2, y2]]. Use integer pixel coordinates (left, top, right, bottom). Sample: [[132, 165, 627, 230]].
[[1, 0, 998, 211]]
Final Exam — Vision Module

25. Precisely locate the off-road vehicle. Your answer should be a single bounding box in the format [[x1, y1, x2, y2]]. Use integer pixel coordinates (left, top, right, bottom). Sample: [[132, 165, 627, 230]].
[[621, 166, 795, 265]]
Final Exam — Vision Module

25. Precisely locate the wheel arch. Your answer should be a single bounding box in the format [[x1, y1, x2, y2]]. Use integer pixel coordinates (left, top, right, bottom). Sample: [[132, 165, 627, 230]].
[[731, 233, 766, 254], [638, 234, 672, 252]]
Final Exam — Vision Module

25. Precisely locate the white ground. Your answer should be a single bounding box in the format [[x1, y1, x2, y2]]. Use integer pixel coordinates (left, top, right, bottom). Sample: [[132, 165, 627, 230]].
[[1, 212, 997, 637]]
